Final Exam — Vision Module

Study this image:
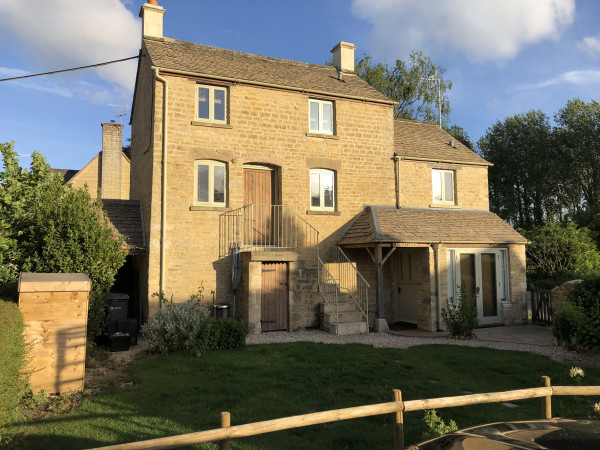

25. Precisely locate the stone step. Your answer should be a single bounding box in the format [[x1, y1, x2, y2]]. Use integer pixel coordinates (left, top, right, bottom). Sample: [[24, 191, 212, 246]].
[[323, 310, 365, 324], [329, 321, 368, 336], [320, 301, 355, 314]]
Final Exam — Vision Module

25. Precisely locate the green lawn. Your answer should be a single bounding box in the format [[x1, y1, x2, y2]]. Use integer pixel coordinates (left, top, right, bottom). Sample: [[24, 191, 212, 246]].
[[6, 343, 600, 449]]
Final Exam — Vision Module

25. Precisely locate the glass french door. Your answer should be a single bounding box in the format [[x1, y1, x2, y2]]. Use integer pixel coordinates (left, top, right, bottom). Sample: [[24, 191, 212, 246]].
[[447, 248, 508, 325]]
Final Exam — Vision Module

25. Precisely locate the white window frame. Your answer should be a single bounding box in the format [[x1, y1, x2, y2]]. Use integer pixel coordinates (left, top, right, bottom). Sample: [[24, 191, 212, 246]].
[[194, 160, 227, 206], [432, 169, 455, 204], [308, 99, 334, 135], [309, 168, 335, 211], [196, 84, 228, 124]]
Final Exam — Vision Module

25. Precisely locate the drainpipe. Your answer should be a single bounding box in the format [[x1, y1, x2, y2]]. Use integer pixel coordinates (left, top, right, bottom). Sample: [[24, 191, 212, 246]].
[[155, 68, 168, 304], [393, 153, 401, 209], [433, 243, 442, 331]]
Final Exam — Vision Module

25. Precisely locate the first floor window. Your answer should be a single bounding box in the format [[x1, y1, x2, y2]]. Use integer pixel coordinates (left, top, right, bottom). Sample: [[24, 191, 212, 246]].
[[310, 169, 335, 210], [195, 160, 226, 206], [197, 84, 228, 123], [432, 169, 455, 204], [309, 99, 334, 134]]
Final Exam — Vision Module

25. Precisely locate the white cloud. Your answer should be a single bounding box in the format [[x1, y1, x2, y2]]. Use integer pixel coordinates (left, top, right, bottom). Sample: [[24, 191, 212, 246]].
[[0, 0, 139, 91], [577, 36, 600, 58], [515, 70, 600, 91], [351, 0, 575, 63]]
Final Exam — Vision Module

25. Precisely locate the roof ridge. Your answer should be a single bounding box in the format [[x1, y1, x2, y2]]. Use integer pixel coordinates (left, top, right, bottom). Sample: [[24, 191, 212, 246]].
[[146, 37, 352, 74]]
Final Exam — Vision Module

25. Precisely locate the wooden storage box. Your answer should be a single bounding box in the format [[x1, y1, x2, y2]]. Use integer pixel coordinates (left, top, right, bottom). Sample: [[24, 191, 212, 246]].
[[18, 273, 91, 394]]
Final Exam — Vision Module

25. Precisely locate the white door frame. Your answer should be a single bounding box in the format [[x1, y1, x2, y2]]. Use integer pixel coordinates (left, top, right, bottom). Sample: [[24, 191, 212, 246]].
[[447, 248, 509, 325]]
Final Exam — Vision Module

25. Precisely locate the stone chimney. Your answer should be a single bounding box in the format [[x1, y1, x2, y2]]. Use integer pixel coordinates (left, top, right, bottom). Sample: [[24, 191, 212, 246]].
[[330, 41, 356, 73], [139, 0, 165, 40], [101, 122, 123, 199]]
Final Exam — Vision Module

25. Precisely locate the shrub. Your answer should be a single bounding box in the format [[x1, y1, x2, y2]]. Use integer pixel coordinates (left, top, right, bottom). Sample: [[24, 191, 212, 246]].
[[421, 409, 458, 440], [0, 142, 126, 338], [521, 223, 600, 288], [555, 278, 600, 353], [0, 299, 28, 428], [141, 300, 212, 355], [441, 282, 479, 339], [141, 298, 247, 355], [204, 318, 247, 351]]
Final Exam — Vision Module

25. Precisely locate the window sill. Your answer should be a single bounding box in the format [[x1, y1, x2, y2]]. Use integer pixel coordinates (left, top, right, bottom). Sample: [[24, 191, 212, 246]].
[[190, 121, 232, 129], [306, 132, 339, 140], [190, 205, 230, 212], [429, 203, 461, 209], [306, 210, 341, 216]]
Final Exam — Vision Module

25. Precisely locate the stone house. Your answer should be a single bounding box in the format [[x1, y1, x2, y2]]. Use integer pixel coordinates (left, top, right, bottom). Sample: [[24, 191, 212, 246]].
[[129, 0, 528, 334]]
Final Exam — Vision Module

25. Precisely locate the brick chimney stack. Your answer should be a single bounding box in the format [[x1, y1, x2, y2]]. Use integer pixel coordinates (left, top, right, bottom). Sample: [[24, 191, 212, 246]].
[[139, 0, 165, 40], [331, 41, 356, 73], [100, 122, 123, 199]]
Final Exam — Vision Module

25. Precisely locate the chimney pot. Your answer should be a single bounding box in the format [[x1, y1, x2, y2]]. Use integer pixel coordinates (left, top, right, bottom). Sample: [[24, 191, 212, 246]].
[[330, 41, 356, 73], [149, 0, 158, 4]]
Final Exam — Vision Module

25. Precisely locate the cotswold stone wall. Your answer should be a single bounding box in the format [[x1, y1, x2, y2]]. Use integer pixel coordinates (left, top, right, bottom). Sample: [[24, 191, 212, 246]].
[[399, 160, 489, 210]]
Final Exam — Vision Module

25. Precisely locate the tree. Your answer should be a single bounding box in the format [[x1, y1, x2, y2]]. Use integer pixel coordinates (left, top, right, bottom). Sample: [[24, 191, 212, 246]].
[[0, 142, 126, 338], [477, 110, 558, 228], [554, 99, 600, 217], [445, 124, 473, 149], [521, 222, 600, 287], [355, 51, 452, 125]]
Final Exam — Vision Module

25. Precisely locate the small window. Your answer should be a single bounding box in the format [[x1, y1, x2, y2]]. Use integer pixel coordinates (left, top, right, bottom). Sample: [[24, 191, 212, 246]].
[[194, 160, 227, 206], [432, 169, 455, 204], [310, 169, 335, 210], [197, 85, 228, 124], [309, 99, 334, 134]]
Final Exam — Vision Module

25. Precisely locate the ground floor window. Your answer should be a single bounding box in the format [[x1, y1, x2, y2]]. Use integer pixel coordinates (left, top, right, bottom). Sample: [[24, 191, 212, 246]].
[[446, 248, 508, 325]]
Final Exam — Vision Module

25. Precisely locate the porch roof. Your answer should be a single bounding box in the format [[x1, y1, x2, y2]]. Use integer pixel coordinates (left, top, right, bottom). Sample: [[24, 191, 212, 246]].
[[102, 199, 145, 253], [338, 206, 528, 246]]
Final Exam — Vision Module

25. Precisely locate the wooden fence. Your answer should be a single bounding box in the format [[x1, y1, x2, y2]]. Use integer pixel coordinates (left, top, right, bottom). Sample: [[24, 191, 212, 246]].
[[91, 377, 600, 450], [530, 288, 553, 326]]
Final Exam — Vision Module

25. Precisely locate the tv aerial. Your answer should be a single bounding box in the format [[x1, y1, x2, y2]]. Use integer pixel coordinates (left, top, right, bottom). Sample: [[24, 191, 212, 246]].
[[109, 104, 130, 125]]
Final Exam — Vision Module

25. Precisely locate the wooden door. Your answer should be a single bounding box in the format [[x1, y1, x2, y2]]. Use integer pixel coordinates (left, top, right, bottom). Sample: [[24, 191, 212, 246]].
[[395, 250, 419, 324], [244, 167, 275, 245], [261, 262, 288, 331]]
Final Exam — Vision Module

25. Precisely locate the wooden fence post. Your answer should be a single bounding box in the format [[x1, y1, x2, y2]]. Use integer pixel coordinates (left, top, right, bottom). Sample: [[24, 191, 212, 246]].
[[541, 376, 552, 419], [393, 389, 404, 450], [219, 411, 231, 450]]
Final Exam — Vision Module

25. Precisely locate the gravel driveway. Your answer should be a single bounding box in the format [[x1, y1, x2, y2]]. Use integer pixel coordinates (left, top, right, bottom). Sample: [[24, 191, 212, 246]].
[[246, 329, 599, 366]]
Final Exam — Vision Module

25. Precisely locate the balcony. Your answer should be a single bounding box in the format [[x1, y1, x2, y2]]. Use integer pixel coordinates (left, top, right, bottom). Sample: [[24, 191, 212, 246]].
[[219, 204, 319, 261]]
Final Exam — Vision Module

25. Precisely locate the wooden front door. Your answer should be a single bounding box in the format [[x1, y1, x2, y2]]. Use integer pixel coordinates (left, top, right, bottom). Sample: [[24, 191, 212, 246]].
[[261, 262, 288, 331], [244, 166, 276, 245], [394, 249, 419, 324]]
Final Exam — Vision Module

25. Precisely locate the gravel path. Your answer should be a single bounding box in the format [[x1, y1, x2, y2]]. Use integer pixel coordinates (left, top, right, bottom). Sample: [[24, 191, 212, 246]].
[[246, 329, 599, 365]]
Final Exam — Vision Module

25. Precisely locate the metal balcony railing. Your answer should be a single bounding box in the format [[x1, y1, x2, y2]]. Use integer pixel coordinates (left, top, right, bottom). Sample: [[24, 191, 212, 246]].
[[219, 204, 319, 260]]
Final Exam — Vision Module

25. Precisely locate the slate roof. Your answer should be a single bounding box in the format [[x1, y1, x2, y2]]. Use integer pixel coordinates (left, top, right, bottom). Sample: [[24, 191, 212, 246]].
[[143, 37, 394, 104], [102, 199, 145, 252], [50, 168, 79, 183], [339, 207, 527, 246], [394, 119, 490, 166]]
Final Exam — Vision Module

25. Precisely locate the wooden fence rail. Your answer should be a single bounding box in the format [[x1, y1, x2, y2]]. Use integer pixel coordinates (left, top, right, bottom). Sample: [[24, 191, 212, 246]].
[[90, 378, 600, 450]]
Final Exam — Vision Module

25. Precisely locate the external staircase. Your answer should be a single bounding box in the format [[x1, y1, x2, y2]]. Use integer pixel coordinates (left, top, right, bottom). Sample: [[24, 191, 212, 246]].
[[219, 204, 370, 335]]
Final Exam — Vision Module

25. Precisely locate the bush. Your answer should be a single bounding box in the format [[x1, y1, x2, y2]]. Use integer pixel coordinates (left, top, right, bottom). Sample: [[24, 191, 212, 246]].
[[421, 409, 458, 440], [522, 223, 600, 288], [0, 143, 126, 338], [204, 318, 247, 351], [441, 283, 479, 339], [141, 299, 247, 355], [553, 278, 600, 352], [0, 299, 28, 428]]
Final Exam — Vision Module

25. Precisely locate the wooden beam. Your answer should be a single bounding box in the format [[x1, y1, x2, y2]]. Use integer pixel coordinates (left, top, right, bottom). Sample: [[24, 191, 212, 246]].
[[375, 245, 384, 320], [366, 247, 375, 264], [382, 247, 396, 265]]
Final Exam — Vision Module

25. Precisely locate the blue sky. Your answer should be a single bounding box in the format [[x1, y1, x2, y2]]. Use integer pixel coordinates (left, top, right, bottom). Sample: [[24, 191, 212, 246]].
[[0, 0, 598, 170]]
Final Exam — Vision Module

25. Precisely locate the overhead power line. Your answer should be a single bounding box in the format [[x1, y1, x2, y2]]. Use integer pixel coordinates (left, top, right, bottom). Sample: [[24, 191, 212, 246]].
[[0, 56, 139, 82]]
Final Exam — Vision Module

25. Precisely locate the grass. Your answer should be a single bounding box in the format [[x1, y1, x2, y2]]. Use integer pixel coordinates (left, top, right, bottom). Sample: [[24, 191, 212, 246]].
[[5, 342, 600, 449]]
